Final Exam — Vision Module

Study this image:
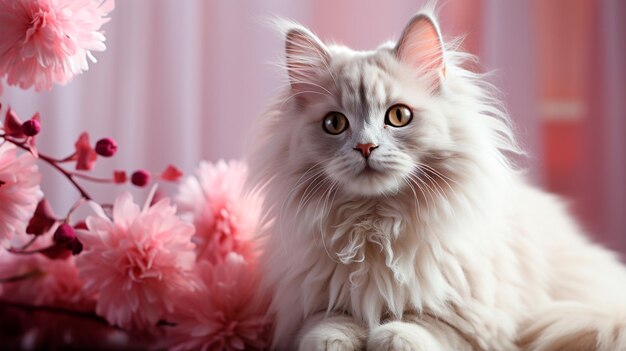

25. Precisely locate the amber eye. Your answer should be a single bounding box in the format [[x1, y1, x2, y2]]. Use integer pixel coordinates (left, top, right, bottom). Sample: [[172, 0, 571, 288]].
[[322, 112, 349, 135], [385, 104, 413, 127]]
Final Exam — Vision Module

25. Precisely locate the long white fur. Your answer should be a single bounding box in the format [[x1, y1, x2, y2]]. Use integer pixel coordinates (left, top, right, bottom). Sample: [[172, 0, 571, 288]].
[[247, 5, 626, 351]]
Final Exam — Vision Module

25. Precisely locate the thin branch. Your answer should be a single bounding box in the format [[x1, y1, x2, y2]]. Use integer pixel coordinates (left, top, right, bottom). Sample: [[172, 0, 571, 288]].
[[3, 137, 92, 201], [0, 270, 42, 283], [8, 245, 52, 255], [66, 197, 86, 221], [19, 235, 39, 250], [72, 172, 113, 184]]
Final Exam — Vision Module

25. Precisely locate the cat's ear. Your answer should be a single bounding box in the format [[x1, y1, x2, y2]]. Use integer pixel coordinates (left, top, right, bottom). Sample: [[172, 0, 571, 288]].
[[395, 14, 445, 80], [284, 26, 330, 91]]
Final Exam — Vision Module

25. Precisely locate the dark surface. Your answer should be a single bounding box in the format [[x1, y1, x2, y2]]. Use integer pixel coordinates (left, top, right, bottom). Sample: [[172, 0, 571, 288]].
[[0, 301, 157, 351]]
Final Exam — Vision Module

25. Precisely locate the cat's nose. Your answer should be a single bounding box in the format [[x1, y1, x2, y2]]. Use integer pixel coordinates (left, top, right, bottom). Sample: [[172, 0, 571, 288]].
[[354, 143, 379, 158]]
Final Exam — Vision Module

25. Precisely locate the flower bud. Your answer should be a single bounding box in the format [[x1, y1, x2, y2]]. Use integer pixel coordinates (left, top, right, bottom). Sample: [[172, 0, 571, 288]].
[[95, 138, 118, 157], [26, 199, 57, 236], [160, 165, 183, 182], [131, 170, 151, 187], [67, 239, 83, 255], [53, 223, 76, 244], [113, 170, 127, 184], [73, 221, 88, 230], [39, 244, 72, 260], [22, 119, 41, 136]]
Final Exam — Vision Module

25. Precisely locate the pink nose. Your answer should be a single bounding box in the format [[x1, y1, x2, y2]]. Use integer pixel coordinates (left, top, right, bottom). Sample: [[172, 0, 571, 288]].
[[354, 143, 378, 158]]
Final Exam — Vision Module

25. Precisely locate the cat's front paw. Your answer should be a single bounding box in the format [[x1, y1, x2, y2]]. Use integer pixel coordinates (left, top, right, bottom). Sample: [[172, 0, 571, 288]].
[[367, 321, 442, 351], [299, 317, 365, 351], [299, 337, 362, 351]]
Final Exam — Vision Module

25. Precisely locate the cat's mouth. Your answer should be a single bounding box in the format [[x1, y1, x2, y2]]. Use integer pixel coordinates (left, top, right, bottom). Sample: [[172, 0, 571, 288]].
[[359, 163, 383, 176]]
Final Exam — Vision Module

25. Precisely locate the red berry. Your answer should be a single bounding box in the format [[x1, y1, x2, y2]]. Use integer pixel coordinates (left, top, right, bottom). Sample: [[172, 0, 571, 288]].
[[21, 119, 41, 136], [131, 170, 151, 187], [95, 138, 118, 157], [53, 223, 76, 244]]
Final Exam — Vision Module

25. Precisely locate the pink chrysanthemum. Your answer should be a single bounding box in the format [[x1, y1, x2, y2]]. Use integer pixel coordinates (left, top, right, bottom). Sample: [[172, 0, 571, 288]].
[[76, 192, 196, 331], [0, 0, 114, 91], [0, 250, 94, 311], [175, 160, 262, 264], [0, 142, 42, 247], [166, 253, 272, 351]]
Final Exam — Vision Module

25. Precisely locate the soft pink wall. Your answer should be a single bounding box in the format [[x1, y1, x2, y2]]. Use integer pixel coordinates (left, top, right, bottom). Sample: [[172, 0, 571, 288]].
[[601, 0, 626, 254], [1, 0, 624, 253]]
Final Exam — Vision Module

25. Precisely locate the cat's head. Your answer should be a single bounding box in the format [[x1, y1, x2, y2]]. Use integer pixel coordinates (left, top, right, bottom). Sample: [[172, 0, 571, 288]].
[[251, 11, 519, 201]]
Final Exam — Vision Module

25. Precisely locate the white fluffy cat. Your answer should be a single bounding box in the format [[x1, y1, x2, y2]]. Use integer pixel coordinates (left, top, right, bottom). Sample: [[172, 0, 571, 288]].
[[247, 5, 626, 351]]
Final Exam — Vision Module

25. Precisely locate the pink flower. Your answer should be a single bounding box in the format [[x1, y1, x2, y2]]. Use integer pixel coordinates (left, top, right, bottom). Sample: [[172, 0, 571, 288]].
[[0, 0, 114, 91], [76, 192, 197, 331], [0, 142, 42, 247], [0, 250, 94, 311], [74, 132, 97, 170], [175, 160, 262, 264], [166, 253, 272, 351]]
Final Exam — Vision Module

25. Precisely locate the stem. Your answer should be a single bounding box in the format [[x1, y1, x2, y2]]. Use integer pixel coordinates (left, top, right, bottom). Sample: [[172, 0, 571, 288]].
[[38, 154, 92, 201], [0, 270, 42, 283], [3, 137, 92, 201], [45, 152, 78, 164], [20, 235, 39, 250], [7, 246, 51, 255], [72, 172, 113, 184], [66, 197, 86, 221]]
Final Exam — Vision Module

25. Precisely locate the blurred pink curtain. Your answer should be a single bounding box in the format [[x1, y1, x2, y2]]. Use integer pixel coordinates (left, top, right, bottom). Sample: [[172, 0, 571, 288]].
[[533, 0, 626, 253], [1, 0, 624, 253], [601, 0, 626, 254]]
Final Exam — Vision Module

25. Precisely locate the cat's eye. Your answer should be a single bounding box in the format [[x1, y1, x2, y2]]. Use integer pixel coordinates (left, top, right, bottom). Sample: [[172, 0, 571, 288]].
[[385, 104, 413, 127], [322, 112, 349, 135]]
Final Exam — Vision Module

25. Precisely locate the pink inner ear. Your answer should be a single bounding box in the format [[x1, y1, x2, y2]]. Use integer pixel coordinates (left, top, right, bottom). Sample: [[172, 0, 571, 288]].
[[285, 28, 330, 92], [396, 16, 444, 74]]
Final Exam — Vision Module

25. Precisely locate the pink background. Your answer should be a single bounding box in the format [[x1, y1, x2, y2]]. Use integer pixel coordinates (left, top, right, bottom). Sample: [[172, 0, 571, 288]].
[[2, 0, 625, 254]]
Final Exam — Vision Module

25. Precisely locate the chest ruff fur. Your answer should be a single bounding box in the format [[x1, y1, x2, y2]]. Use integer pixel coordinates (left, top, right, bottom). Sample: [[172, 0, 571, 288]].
[[301, 199, 465, 327], [263, 191, 536, 350]]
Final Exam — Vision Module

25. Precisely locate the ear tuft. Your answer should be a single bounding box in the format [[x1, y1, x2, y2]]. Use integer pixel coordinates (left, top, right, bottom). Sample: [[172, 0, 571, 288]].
[[284, 27, 329, 91], [395, 14, 445, 78]]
